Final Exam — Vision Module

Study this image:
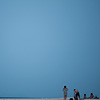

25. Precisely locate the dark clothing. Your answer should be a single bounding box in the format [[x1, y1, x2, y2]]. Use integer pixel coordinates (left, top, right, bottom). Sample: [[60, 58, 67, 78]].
[[76, 92, 80, 98]]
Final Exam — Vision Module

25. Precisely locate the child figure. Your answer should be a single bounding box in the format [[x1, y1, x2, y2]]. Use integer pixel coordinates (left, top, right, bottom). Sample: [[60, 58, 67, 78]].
[[84, 94, 86, 99], [63, 86, 68, 100]]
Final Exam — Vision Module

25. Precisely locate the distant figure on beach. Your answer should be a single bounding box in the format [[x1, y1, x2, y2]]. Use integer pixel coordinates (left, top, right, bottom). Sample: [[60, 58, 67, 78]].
[[94, 96, 99, 99], [84, 94, 87, 99], [74, 89, 80, 100], [89, 93, 94, 99], [63, 86, 68, 100]]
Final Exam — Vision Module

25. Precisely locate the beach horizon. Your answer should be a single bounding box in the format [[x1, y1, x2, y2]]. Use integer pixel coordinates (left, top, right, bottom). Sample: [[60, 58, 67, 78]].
[[0, 97, 100, 100]]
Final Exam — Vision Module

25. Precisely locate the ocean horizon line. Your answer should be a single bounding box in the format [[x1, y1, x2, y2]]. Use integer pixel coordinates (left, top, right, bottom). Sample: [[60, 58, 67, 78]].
[[0, 97, 64, 99]]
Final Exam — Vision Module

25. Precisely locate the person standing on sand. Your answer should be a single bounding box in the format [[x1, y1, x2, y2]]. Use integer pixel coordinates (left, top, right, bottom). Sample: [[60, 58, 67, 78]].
[[63, 86, 68, 100], [74, 89, 80, 100]]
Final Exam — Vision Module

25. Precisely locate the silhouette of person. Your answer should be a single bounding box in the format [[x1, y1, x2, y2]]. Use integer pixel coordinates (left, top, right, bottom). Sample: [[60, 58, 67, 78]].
[[74, 89, 80, 100], [84, 94, 86, 99], [90, 93, 94, 99], [63, 86, 68, 100]]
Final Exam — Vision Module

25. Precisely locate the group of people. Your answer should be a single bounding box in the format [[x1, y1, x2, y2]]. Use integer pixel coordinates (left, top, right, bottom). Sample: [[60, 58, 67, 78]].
[[63, 86, 99, 100], [84, 93, 99, 99], [63, 86, 80, 100]]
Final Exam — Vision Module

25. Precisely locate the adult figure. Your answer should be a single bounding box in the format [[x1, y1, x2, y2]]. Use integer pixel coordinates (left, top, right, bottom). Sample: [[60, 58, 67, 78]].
[[90, 93, 94, 99], [74, 89, 80, 100], [63, 86, 68, 100]]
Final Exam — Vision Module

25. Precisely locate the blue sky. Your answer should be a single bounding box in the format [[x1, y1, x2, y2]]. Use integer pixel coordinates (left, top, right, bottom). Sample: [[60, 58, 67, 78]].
[[0, 0, 100, 98]]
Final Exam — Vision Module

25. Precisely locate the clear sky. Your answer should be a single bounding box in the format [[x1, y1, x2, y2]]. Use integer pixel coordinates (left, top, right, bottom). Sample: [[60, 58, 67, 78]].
[[0, 0, 100, 98]]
